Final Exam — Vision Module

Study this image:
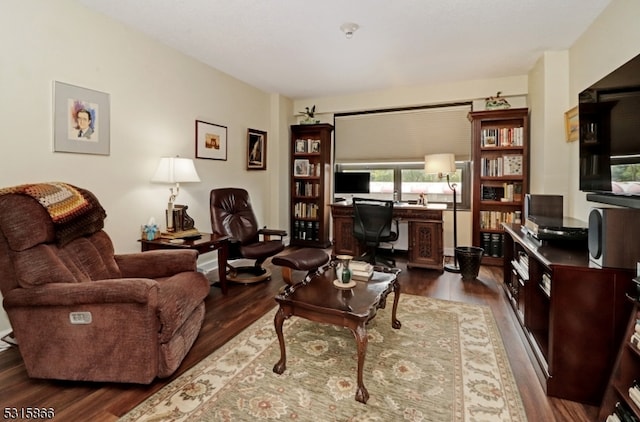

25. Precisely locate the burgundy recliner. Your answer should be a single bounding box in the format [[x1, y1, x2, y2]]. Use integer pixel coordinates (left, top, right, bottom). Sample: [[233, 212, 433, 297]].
[[210, 188, 286, 283], [0, 183, 210, 383]]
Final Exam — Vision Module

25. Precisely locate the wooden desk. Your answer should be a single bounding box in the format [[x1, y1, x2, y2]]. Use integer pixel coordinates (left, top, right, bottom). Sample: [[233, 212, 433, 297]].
[[140, 233, 230, 294], [330, 203, 444, 271]]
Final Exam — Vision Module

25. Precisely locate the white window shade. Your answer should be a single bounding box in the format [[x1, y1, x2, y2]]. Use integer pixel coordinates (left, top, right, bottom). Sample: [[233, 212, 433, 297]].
[[335, 104, 471, 163]]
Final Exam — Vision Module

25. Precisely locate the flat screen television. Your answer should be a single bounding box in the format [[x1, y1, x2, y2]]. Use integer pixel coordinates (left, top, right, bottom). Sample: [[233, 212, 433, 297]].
[[579, 52, 640, 197], [334, 172, 370, 194]]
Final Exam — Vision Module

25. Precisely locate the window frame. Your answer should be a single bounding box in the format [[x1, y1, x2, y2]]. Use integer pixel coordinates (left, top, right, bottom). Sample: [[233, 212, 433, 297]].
[[334, 161, 471, 210]]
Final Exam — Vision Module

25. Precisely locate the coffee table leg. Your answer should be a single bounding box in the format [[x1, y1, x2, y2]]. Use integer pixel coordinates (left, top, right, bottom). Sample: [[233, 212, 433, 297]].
[[353, 324, 370, 404], [273, 307, 287, 374], [391, 279, 401, 329]]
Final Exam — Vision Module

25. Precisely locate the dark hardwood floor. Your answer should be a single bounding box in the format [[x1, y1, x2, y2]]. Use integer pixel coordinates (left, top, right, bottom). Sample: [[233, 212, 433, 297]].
[[0, 250, 600, 421]]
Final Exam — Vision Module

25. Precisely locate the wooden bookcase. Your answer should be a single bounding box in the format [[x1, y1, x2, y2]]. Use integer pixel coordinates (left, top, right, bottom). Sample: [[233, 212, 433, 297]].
[[470, 108, 529, 266], [599, 295, 640, 420], [289, 124, 333, 248]]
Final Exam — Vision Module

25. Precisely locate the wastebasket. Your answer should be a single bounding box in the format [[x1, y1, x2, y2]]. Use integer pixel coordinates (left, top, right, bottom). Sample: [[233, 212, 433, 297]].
[[455, 246, 484, 280]]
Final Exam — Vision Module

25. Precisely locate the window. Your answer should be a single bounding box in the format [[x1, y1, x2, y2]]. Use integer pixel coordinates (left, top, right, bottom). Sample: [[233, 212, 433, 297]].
[[335, 161, 470, 210]]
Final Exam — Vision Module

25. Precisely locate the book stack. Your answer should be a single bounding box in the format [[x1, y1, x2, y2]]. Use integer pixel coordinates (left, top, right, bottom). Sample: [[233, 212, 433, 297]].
[[350, 260, 373, 281], [629, 381, 640, 409]]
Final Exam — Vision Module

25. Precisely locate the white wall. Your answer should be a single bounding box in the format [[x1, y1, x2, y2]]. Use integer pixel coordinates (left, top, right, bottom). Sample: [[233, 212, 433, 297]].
[[566, 0, 640, 219], [0, 0, 287, 331]]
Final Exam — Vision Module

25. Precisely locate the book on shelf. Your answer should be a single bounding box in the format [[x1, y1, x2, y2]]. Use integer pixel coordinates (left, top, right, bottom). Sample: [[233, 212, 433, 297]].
[[503, 155, 523, 176], [628, 385, 640, 409], [480, 127, 524, 147]]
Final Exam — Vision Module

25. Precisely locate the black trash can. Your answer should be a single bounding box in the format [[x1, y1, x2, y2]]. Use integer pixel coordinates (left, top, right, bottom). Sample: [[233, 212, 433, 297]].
[[455, 246, 484, 280]]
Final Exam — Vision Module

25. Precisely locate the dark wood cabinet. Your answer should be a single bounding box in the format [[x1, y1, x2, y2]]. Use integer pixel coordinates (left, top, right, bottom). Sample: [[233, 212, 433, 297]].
[[330, 204, 444, 271], [502, 224, 633, 405], [290, 124, 333, 248], [599, 297, 640, 420], [470, 109, 529, 266]]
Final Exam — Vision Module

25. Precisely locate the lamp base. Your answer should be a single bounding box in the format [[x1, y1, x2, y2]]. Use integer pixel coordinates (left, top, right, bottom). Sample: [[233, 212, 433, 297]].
[[444, 263, 461, 273]]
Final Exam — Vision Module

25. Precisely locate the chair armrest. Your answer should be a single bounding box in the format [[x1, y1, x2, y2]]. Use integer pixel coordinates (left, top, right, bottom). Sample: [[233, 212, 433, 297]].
[[115, 250, 198, 279], [3, 278, 158, 308], [258, 228, 287, 240]]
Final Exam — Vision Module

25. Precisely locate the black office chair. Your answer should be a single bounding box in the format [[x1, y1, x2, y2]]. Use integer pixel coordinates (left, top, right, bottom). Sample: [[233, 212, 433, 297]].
[[352, 197, 399, 267]]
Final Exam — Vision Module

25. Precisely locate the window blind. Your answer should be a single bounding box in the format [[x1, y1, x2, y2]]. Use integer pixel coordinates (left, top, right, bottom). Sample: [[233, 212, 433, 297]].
[[334, 104, 472, 163]]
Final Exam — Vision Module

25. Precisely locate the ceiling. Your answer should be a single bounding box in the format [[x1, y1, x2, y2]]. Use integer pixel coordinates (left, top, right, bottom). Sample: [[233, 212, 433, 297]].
[[79, 0, 611, 100]]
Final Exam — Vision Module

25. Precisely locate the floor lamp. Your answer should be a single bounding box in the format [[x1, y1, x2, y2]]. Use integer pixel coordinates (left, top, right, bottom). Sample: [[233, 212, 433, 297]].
[[424, 153, 460, 273]]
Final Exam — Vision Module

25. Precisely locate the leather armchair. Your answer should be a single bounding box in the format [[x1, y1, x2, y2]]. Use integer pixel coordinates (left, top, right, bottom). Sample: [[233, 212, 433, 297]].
[[0, 183, 210, 384], [210, 188, 286, 283]]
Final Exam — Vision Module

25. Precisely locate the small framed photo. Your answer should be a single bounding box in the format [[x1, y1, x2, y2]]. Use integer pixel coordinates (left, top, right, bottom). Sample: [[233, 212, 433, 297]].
[[564, 106, 579, 142], [53, 81, 110, 155], [247, 128, 267, 170], [295, 139, 307, 153], [310, 140, 321, 153], [294, 159, 310, 176], [196, 120, 227, 160]]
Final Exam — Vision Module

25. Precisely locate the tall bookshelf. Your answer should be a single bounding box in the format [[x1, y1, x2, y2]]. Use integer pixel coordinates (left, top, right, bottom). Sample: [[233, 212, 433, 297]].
[[470, 108, 529, 266], [289, 123, 333, 248]]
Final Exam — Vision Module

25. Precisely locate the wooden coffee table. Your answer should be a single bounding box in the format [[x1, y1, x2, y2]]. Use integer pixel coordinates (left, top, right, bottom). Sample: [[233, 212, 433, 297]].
[[272, 266, 401, 404]]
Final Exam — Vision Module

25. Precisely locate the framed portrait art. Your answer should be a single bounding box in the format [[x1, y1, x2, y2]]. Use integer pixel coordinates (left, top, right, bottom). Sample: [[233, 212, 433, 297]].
[[196, 120, 227, 160], [53, 81, 110, 155], [247, 128, 267, 170]]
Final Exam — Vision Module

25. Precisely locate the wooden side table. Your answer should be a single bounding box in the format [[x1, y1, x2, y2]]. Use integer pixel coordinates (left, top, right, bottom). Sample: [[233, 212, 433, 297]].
[[140, 233, 230, 294]]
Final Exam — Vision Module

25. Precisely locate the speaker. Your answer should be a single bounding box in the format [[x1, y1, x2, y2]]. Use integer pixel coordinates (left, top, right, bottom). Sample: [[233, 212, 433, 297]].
[[588, 207, 640, 269]]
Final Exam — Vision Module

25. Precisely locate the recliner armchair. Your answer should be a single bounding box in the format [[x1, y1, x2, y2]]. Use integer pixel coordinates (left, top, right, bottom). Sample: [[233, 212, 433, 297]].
[[210, 188, 286, 283], [0, 183, 210, 384], [352, 197, 399, 267]]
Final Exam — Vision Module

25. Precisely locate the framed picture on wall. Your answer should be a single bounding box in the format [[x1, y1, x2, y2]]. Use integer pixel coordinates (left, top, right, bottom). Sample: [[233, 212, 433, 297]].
[[247, 128, 267, 170], [564, 106, 579, 142], [53, 81, 110, 155], [196, 120, 227, 160]]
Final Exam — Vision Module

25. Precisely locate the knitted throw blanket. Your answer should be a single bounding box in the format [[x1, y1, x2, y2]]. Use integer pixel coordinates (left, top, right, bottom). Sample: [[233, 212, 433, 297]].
[[0, 182, 106, 245]]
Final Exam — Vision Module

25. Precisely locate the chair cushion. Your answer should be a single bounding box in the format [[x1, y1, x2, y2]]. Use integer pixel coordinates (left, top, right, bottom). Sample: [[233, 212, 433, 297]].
[[240, 240, 284, 260], [272, 249, 330, 271]]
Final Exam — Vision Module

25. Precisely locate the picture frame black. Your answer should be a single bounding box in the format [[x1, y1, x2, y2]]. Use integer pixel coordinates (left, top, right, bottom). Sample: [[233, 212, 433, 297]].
[[247, 128, 267, 170], [196, 120, 227, 160]]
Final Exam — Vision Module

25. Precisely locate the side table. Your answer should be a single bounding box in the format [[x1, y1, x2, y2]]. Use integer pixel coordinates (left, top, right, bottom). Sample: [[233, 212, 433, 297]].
[[140, 233, 230, 294]]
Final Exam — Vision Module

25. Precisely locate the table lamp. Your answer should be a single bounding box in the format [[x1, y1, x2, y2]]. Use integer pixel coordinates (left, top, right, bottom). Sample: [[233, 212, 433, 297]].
[[424, 153, 459, 273], [151, 156, 201, 232]]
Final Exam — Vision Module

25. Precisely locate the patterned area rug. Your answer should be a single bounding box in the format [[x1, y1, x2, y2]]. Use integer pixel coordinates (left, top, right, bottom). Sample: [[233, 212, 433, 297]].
[[121, 295, 527, 421]]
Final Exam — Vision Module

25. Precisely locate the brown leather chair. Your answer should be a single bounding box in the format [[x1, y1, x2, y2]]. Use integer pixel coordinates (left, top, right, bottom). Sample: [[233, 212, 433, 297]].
[[210, 188, 286, 283], [0, 183, 210, 384]]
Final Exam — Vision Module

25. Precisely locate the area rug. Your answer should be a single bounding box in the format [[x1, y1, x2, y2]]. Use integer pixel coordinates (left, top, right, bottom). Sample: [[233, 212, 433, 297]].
[[121, 295, 527, 421]]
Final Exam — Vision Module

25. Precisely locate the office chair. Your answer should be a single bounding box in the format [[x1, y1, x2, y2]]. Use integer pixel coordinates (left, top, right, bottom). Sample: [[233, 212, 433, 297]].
[[352, 197, 399, 267]]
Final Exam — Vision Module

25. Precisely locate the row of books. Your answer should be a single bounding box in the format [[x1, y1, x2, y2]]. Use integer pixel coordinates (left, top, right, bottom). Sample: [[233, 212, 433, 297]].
[[481, 183, 523, 202], [481, 232, 504, 258], [480, 155, 523, 176], [294, 181, 319, 197], [292, 220, 320, 242], [294, 138, 321, 154], [293, 202, 319, 218], [481, 127, 524, 147], [605, 402, 639, 422], [479, 211, 517, 230]]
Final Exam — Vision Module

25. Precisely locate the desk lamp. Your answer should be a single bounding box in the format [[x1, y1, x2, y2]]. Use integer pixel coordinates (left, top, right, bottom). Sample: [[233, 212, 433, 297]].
[[151, 156, 201, 232], [424, 153, 459, 273]]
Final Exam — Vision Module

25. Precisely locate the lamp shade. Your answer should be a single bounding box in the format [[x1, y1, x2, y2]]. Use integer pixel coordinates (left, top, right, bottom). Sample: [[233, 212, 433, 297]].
[[424, 153, 456, 175], [151, 157, 201, 183]]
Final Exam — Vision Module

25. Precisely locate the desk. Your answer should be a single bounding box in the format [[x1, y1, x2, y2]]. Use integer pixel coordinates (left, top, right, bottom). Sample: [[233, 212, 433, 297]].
[[140, 233, 230, 294], [330, 203, 444, 271]]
